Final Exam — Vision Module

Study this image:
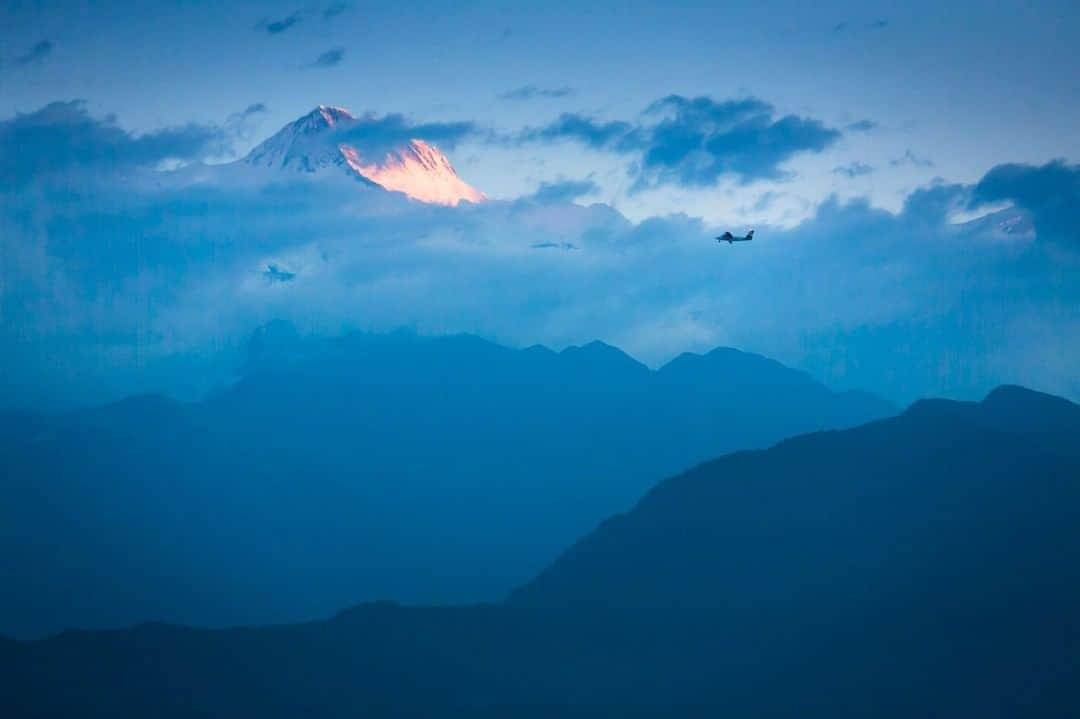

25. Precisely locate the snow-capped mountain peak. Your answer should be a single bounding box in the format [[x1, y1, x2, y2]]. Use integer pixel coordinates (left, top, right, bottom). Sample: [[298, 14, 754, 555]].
[[243, 105, 485, 206]]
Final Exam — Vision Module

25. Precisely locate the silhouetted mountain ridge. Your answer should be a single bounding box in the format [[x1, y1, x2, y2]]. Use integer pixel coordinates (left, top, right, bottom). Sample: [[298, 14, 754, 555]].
[[0, 327, 892, 637], [1, 384, 1076, 717], [509, 385, 1080, 609]]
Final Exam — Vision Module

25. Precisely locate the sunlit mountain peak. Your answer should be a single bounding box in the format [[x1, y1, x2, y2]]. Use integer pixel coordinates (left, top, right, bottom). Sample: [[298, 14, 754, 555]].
[[244, 106, 485, 206]]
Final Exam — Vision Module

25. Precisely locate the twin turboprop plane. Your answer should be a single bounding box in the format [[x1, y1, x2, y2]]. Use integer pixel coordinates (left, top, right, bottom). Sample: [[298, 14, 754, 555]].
[[717, 229, 754, 244]]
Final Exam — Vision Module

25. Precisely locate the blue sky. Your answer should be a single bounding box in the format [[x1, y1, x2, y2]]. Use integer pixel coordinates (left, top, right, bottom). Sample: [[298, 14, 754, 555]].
[[1, 0, 1078, 407], [4, 0, 1078, 219]]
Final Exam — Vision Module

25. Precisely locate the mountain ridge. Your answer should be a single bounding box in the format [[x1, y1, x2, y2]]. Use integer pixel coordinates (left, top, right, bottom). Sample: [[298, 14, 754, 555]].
[[2, 383, 1077, 717], [508, 384, 1080, 608], [0, 328, 893, 638]]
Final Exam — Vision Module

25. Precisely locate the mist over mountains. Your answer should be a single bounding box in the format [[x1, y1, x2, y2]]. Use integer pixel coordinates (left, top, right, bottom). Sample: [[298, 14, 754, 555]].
[[3, 103, 1077, 411], [0, 327, 892, 638], [2, 384, 1076, 718]]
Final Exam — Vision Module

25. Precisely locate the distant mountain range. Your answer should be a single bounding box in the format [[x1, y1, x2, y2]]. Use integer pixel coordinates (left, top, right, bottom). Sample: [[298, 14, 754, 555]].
[[0, 327, 892, 638], [2, 385, 1076, 718]]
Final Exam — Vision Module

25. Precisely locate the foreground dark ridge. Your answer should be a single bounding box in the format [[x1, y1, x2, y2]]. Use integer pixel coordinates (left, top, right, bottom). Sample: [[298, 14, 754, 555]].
[[0, 328, 892, 638], [509, 384, 1080, 608], [2, 385, 1077, 718]]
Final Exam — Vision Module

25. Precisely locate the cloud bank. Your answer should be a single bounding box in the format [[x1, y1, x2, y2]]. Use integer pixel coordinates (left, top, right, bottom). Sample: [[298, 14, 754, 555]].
[[971, 160, 1080, 246], [1, 102, 1076, 410], [0, 101, 234, 191]]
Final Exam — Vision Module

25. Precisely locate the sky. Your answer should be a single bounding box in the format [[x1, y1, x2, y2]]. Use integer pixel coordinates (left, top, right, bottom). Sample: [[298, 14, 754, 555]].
[[4, 0, 1079, 220], [1, 0, 1078, 407]]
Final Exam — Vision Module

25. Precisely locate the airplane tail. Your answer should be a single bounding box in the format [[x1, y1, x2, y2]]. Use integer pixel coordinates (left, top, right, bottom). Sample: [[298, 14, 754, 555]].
[[747, 229, 754, 239]]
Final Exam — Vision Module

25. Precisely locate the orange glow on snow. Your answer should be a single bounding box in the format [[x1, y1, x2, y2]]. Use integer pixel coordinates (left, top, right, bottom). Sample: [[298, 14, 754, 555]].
[[339, 140, 485, 206]]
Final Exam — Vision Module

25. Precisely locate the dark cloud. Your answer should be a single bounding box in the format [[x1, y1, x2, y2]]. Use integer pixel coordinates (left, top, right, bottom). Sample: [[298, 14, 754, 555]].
[[635, 95, 840, 186], [226, 103, 269, 141], [311, 47, 345, 68], [11, 40, 53, 67], [531, 241, 577, 250], [970, 160, 1080, 245], [264, 264, 297, 283], [833, 21, 889, 34], [517, 95, 840, 187], [846, 119, 877, 132], [257, 13, 301, 35], [526, 179, 599, 204], [0, 101, 232, 191], [333, 112, 479, 153], [323, 3, 349, 20], [833, 162, 875, 178], [231, 103, 268, 121], [517, 113, 636, 150], [899, 182, 966, 226], [891, 149, 935, 168], [498, 85, 576, 101]]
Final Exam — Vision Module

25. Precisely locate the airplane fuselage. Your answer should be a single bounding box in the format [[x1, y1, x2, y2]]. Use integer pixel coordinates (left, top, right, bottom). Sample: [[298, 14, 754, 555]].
[[716, 231, 754, 244]]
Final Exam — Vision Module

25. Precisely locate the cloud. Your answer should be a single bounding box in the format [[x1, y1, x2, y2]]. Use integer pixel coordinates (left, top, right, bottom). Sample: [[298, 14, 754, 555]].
[[517, 113, 637, 150], [970, 160, 1080, 245], [891, 149, 935, 168], [232, 103, 268, 120], [846, 120, 877, 132], [323, 2, 349, 20], [225, 103, 269, 141], [311, 47, 345, 68], [498, 85, 576, 101], [1, 103, 1077, 410], [257, 13, 301, 35], [526, 178, 599, 204], [10, 40, 53, 67], [264, 264, 297, 283], [517, 95, 841, 187], [833, 162, 874, 178], [635, 95, 841, 186], [0, 101, 234, 191], [747, 191, 781, 213], [333, 112, 479, 153]]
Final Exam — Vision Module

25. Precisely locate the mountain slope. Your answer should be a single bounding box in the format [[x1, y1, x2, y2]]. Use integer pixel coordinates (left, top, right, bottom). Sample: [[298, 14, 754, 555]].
[[0, 329, 891, 637], [509, 385, 1080, 609], [1, 385, 1077, 718], [243, 105, 485, 205]]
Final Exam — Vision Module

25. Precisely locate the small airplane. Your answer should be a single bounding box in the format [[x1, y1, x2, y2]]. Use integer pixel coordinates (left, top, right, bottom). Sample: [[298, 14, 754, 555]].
[[717, 229, 754, 244]]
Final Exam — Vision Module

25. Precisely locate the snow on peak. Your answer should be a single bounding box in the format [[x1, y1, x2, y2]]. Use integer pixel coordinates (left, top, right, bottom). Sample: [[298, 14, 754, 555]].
[[243, 105, 485, 206], [316, 105, 354, 126], [341, 139, 486, 206]]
